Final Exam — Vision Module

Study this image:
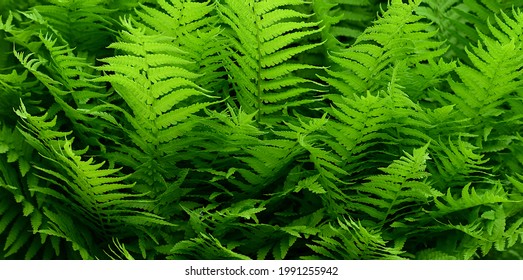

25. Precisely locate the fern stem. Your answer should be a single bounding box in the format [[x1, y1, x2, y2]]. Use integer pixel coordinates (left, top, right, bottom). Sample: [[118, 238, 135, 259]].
[[254, 1, 262, 123]]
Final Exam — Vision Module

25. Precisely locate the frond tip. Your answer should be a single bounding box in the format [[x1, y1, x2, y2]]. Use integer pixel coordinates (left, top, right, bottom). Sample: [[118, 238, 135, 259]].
[[218, 0, 323, 120], [305, 217, 405, 260], [349, 143, 441, 225]]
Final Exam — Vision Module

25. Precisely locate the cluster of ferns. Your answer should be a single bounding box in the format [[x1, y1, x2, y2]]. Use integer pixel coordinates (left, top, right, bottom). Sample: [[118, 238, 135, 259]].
[[0, 0, 523, 260]]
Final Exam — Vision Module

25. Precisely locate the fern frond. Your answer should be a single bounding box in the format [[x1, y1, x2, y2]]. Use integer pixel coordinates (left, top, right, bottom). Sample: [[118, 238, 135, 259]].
[[324, 92, 395, 176], [313, 0, 379, 51], [16, 103, 172, 242], [218, 0, 323, 121], [419, 0, 521, 61], [104, 238, 135, 260], [133, 0, 229, 94], [97, 16, 217, 189], [0, 124, 32, 177], [236, 211, 322, 260], [348, 143, 441, 226], [136, 0, 216, 37], [0, 69, 28, 123], [29, 0, 117, 53], [3, 12, 119, 153], [425, 196, 512, 259], [428, 137, 491, 190], [298, 133, 348, 190], [37, 207, 95, 260], [271, 113, 352, 216], [416, 0, 473, 60], [234, 140, 299, 188], [305, 217, 405, 260], [0, 186, 35, 259], [196, 106, 300, 192], [431, 182, 509, 217], [324, 0, 446, 96], [432, 8, 523, 158], [0, 123, 63, 259], [323, 66, 431, 178], [169, 233, 251, 260]]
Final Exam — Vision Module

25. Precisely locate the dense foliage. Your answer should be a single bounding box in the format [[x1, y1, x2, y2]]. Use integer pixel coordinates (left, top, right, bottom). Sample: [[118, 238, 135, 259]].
[[1, 0, 523, 260]]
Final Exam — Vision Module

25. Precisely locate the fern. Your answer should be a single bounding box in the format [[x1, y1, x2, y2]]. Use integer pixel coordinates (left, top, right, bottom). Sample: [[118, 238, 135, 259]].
[[97, 15, 217, 190], [169, 233, 250, 260], [217, 0, 324, 122], [312, 0, 379, 52], [428, 137, 491, 190], [321, 64, 434, 183], [105, 238, 136, 260], [324, 0, 447, 97], [323, 92, 396, 177], [1, 0, 523, 260], [422, 182, 512, 258], [28, 0, 118, 54], [14, 102, 172, 257], [1, 10, 119, 156], [133, 0, 229, 94], [348, 143, 441, 226], [0, 118, 69, 259], [431, 8, 523, 174], [305, 217, 405, 260]]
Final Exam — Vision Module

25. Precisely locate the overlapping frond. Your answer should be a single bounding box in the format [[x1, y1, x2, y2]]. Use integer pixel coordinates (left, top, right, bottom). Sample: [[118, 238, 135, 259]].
[[312, 0, 379, 51], [28, 0, 117, 53], [419, 182, 514, 259], [431, 8, 523, 166], [197, 106, 300, 192], [15, 103, 172, 249], [418, 0, 520, 60], [322, 65, 431, 179], [428, 137, 491, 189], [324, 0, 446, 96], [439, 10, 523, 120], [305, 217, 405, 260], [324, 92, 395, 175], [1, 10, 118, 153], [0, 119, 82, 259], [169, 233, 250, 260], [348, 144, 441, 226], [1, 0, 523, 261], [0, 125, 46, 259], [96, 15, 217, 189], [133, 0, 229, 94], [217, 0, 323, 121]]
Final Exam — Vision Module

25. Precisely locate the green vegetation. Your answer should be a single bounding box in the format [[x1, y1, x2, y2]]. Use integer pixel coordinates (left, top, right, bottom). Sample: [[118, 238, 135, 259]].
[[1, 0, 522, 260]]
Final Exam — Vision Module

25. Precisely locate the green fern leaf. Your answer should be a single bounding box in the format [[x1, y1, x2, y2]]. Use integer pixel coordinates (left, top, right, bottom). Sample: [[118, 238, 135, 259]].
[[218, 0, 323, 121], [349, 143, 440, 225], [306, 217, 405, 260], [170, 233, 251, 260], [325, 0, 446, 96], [432, 182, 509, 217]]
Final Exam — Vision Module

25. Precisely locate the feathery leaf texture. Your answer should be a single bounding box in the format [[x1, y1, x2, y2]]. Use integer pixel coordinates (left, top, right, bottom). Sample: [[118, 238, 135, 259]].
[[0, 0, 523, 260], [217, 0, 323, 120], [306, 217, 405, 260], [15, 103, 172, 241], [324, 0, 446, 96], [349, 143, 440, 225], [96, 14, 217, 189]]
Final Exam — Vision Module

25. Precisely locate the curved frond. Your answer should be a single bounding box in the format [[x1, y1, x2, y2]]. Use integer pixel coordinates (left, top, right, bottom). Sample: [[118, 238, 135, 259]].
[[97, 16, 217, 189], [348, 143, 441, 225], [15, 103, 172, 248], [324, 0, 446, 96], [169, 233, 251, 260], [218, 0, 323, 121], [305, 217, 405, 260]]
